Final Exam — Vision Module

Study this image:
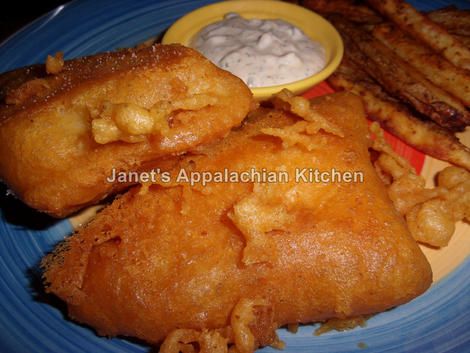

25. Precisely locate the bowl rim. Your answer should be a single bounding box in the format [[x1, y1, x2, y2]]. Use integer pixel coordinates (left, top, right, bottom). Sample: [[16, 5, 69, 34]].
[[162, 0, 344, 99]]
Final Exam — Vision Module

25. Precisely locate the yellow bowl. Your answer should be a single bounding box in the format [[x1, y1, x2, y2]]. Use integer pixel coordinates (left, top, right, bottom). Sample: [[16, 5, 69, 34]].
[[162, 0, 343, 100]]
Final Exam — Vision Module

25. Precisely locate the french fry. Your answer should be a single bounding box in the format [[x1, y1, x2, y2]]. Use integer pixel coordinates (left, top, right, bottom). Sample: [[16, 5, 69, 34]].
[[328, 59, 470, 171], [373, 23, 470, 106], [455, 35, 470, 49], [302, 0, 382, 24], [428, 6, 470, 37], [367, 0, 470, 70], [331, 16, 470, 131]]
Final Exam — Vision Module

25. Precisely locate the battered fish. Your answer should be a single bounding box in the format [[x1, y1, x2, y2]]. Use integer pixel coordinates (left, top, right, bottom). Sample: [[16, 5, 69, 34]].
[[43, 93, 431, 352], [0, 44, 253, 217]]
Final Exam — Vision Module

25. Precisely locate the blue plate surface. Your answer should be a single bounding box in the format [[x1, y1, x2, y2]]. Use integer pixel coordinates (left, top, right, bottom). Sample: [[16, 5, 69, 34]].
[[0, 1, 469, 352]]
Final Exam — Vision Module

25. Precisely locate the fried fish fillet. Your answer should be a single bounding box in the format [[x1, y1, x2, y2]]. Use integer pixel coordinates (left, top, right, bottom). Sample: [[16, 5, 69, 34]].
[[0, 44, 253, 217], [0, 64, 44, 102], [43, 93, 432, 352]]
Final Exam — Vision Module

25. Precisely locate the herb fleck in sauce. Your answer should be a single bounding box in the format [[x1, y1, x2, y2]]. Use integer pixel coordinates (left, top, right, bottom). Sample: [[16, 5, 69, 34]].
[[191, 13, 326, 88]]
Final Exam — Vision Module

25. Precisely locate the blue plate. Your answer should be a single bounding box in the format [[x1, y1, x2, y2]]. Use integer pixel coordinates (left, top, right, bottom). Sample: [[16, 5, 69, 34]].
[[0, 1, 469, 352]]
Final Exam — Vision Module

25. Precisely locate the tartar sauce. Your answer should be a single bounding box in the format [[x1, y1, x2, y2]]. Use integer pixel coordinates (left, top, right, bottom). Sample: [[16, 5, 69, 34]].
[[191, 13, 326, 88]]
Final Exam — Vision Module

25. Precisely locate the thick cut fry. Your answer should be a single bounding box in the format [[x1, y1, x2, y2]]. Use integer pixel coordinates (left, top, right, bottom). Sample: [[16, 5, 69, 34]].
[[428, 6, 470, 37], [367, 0, 470, 70], [373, 23, 470, 106], [332, 17, 470, 131], [42, 93, 431, 351], [328, 59, 470, 171], [455, 35, 470, 49], [302, 0, 382, 24], [0, 44, 253, 217]]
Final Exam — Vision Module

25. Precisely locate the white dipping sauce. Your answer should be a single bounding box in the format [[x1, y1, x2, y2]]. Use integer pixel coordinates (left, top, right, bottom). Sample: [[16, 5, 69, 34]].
[[191, 13, 326, 88]]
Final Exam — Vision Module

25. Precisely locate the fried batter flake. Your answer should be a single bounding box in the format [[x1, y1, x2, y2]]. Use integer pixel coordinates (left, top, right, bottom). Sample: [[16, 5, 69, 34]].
[[46, 52, 65, 75], [160, 298, 276, 353], [372, 122, 470, 247], [261, 90, 343, 151], [271, 89, 344, 137], [92, 95, 218, 144]]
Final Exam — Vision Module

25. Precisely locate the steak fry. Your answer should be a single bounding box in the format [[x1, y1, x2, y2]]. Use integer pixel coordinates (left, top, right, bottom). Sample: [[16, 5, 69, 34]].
[[367, 0, 470, 70], [328, 58, 470, 171], [302, 0, 382, 24], [455, 35, 470, 49], [373, 23, 470, 106], [428, 6, 470, 37], [331, 16, 470, 131]]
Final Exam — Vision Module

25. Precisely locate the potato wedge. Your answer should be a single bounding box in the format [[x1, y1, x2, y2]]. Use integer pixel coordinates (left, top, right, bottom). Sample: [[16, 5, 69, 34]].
[[332, 16, 470, 131], [328, 58, 470, 171], [428, 6, 470, 37], [455, 35, 470, 49], [302, 0, 382, 24], [373, 23, 470, 106], [367, 0, 470, 70]]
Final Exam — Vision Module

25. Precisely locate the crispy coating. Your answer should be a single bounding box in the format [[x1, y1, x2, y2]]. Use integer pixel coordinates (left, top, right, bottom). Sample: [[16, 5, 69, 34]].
[[0, 44, 253, 217], [45, 52, 64, 75], [389, 166, 470, 248], [371, 123, 470, 247], [0, 64, 45, 102], [43, 93, 431, 351]]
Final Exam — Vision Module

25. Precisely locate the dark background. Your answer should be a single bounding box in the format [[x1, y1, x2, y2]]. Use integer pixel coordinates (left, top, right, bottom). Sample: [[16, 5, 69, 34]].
[[0, 0, 66, 42]]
